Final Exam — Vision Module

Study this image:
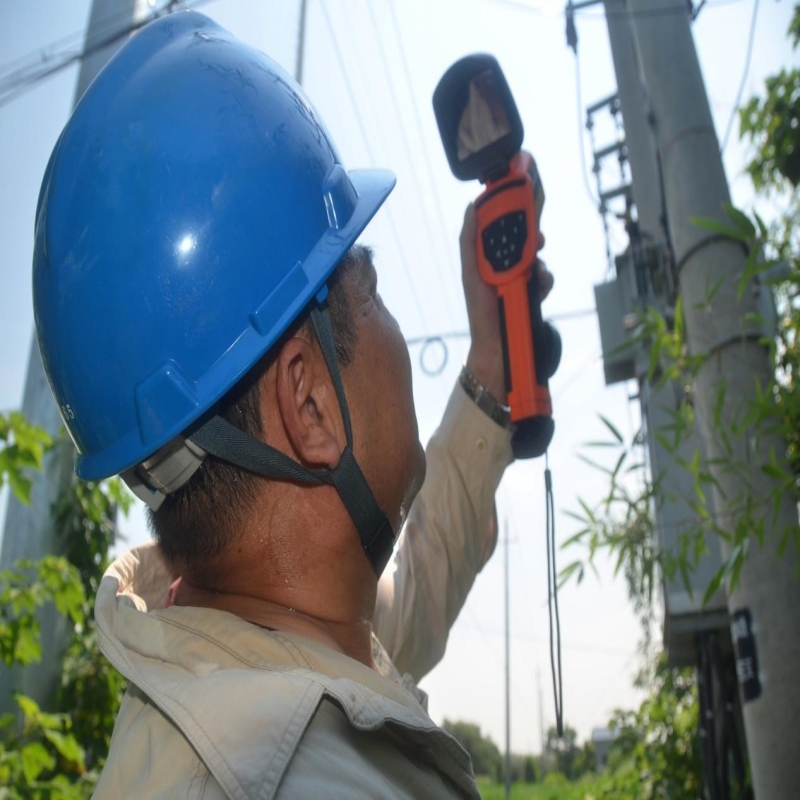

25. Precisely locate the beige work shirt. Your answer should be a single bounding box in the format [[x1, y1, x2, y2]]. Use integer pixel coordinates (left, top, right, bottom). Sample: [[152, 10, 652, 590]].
[[93, 383, 513, 799]]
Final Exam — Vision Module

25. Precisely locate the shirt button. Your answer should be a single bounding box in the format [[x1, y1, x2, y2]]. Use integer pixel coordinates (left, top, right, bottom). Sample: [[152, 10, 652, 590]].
[[476, 437, 487, 452]]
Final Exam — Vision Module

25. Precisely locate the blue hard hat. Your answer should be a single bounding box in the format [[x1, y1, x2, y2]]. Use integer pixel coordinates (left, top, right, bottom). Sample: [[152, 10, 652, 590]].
[[32, 10, 395, 481]]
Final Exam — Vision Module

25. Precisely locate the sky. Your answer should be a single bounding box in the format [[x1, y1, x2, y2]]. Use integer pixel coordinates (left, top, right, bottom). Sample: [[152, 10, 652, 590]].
[[0, 0, 797, 756]]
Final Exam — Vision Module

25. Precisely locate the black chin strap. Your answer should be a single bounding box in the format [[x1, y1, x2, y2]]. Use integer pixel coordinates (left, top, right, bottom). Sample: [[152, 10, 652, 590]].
[[189, 303, 395, 576]]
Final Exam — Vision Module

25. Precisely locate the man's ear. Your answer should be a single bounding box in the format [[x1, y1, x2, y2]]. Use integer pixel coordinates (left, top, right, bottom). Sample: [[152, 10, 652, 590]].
[[274, 336, 345, 469]]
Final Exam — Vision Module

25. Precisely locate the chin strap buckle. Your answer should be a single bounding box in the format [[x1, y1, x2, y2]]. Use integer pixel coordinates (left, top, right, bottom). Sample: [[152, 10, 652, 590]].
[[121, 436, 207, 511]]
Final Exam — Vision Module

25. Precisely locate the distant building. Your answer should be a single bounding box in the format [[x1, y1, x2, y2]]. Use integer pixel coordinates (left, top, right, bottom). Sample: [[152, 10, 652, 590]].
[[591, 727, 618, 772]]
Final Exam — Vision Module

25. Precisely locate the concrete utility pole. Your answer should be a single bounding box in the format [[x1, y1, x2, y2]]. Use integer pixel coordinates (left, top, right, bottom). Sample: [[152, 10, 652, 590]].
[[610, 2, 800, 796], [600, 0, 732, 657], [295, 0, 308, 84], [0, 0, 148, 715]]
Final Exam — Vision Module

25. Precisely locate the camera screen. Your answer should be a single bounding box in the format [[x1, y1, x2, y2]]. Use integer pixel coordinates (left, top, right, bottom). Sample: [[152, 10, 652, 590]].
[[456, 70, 512, 161]]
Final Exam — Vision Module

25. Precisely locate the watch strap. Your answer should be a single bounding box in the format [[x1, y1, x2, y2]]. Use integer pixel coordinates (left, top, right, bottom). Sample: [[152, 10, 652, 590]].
[[459, 364, 514, 431]]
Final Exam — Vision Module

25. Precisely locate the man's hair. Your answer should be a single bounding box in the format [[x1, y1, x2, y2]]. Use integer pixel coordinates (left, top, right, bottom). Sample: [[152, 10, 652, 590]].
[[148, 245, 370, 585]]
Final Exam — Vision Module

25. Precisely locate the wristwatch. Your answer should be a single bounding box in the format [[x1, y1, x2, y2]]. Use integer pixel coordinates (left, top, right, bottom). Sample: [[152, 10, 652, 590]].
[[459, 364, 514, 431]]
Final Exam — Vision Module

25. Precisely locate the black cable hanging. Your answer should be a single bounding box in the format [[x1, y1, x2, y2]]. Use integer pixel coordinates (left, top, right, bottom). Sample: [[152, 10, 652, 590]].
[[545, 451, 564, 736]]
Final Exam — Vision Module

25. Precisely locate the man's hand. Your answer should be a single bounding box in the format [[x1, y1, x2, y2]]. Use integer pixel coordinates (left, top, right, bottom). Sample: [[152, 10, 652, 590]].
[[460, 202, 554, 404]]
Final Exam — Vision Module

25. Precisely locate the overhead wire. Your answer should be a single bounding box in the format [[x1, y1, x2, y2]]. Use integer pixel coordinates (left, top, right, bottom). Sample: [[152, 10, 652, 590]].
[[720, 0, 761, 154], [385, 1, 466, 301], [571, 45, 602, 214], [0, 0, 216, 109], [461, 602, 545, 725], [405, 307, 597, 377], [364, 0, 460, 329], [459, 605, 633, 656], [317, 0, 431, 335], [0, 1, 156, 81]]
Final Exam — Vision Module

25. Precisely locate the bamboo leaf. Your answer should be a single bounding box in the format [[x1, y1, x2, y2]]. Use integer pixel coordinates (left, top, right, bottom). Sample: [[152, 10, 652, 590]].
[[706, 274, 727, 302], [578, 498, 598, 524], [723, 203, 757, 238], [674, 295, 684, 340], [753, 210, 769, 239], [703, 565, 725, 608], [655, 430, 677, 454], [737, 246, 761, 301], [577, 453, 613, 476], [558, 560, 583, 588], [712, 384, 726, 430], [692, 215, 750, 241], [561, 529, 590, 548], [598, 414, 624, 444]]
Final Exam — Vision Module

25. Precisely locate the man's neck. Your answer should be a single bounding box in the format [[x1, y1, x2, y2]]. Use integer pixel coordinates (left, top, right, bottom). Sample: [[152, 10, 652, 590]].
[[172, 487, 380, 669], [172, 578, 378, 668]]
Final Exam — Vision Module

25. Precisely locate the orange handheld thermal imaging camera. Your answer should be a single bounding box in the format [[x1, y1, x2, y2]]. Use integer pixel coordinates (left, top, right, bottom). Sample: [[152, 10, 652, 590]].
[[433, 54, 560, 459]]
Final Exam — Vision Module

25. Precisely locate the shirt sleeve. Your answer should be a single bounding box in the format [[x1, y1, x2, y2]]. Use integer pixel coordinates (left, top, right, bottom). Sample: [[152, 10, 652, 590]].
[[372, 380, 513, 682]]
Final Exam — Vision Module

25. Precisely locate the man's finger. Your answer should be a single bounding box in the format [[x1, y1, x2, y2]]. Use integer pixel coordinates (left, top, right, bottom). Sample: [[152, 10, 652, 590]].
[[537, 259, 554, 300]]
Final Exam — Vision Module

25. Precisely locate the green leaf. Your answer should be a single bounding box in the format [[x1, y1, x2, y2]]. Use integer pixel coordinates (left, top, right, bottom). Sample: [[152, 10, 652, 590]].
[[712, 385, 726, 430], [43, 730, 85, 768], [558, 560, 583, 588], [561, 529, 589, 548], [728, 540, 750, 595], [20, 742, 55, 783], [12, 626, 41, 665], [16, 694, 41, 725], [703, 565, 725, 608], [674, 295, 684, 341], [691, 215, 750, 241], [753, 210, 769, 240], [706, 274, 727, 303], [577, 453, 613, 476], [723, 203, 757, 238], [655, 430, 677, 454], [598, 414, 624, 444], [737, 246, 761, 302], [6, 466, 32, 506]]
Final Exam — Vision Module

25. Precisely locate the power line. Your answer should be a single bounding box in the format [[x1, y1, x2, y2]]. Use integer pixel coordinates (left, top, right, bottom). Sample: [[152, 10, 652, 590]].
[[364, 0, 459, 329], [458, 616, 633, 657], [385, 1, 464, 294], [0, 0, 216, 109], [405, 307, 597, 376], [462, 603, 543, 726], [405, 308, 597, 347], [0, 2, 153, 80], [317, 0, 430, 335], [571, 48, 602, 214], [720, 0, 761, 154]]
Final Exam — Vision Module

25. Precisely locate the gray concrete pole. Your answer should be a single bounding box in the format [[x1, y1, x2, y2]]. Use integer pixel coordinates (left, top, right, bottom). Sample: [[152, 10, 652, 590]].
[[295, 0, 308, 85], [624, 2, 800, 796], [603, 0, 730, 653], [0, 0, 147, 715]]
